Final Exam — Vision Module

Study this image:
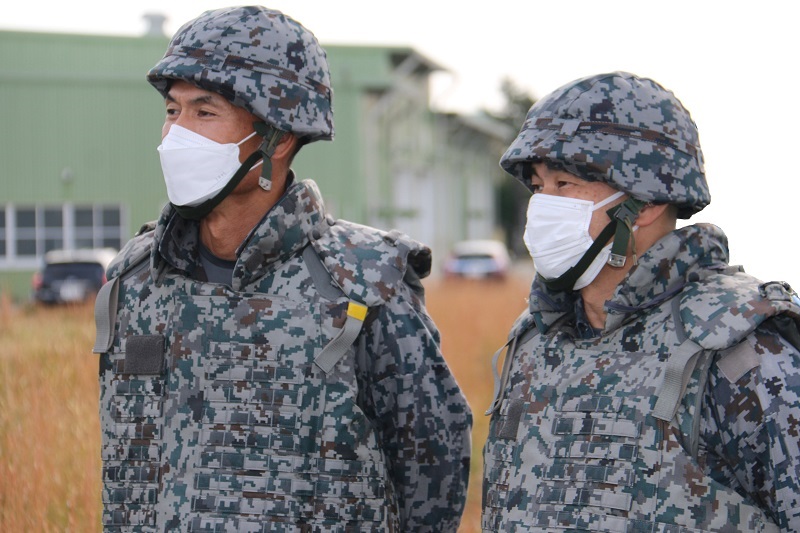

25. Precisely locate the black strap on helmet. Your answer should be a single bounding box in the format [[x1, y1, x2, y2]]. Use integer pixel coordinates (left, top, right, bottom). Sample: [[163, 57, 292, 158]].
[[173, 122, 285, 220], [607, 198, 646, 267], [540, 197, 646, 292]]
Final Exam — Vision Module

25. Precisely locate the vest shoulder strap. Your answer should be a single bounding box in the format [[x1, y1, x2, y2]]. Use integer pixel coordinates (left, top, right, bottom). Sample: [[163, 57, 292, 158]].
[[93, 224, 156, 354], [305, 223, 430, 374], [106, 221, 156, 281], [301, 243, 368, 374]]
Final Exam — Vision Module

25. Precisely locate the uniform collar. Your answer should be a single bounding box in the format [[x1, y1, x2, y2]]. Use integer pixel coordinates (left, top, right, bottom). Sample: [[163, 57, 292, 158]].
[[602, 223, 729, 332], [151, 175, 329, 289]]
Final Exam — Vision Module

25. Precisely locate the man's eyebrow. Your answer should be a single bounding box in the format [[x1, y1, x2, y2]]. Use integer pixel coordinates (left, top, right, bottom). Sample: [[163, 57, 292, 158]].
[[164, 93, 218, 106]]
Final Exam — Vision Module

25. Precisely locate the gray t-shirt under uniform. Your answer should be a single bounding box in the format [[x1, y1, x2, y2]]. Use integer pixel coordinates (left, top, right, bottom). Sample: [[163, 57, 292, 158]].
[[198, 242, 236, 285]]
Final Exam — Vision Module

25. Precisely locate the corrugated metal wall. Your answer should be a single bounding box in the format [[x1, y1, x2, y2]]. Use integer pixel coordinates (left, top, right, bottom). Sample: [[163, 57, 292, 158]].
[[0, 32, 168, 218]]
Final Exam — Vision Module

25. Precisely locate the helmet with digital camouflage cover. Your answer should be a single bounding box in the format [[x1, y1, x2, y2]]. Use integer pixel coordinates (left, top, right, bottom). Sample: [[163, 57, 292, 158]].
[[147, 5, 334, 143], [500, 71, 709, 219]]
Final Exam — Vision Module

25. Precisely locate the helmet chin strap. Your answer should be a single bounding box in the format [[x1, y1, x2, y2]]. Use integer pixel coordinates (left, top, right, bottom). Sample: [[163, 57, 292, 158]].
[[606, 197, 646, 268], [252, 122, 285, 193], [540, 197, 646, 292], [173, 123, 285, 220]]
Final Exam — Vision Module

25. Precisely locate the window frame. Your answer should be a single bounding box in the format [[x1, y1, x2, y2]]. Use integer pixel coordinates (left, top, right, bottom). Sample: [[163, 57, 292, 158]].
[[0, 203, 127, 270]]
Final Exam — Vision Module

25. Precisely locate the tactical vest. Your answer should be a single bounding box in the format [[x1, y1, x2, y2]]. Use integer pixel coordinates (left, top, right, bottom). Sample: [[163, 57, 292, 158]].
[[93, 219, 429, 532], [483, 271, 800, 532]]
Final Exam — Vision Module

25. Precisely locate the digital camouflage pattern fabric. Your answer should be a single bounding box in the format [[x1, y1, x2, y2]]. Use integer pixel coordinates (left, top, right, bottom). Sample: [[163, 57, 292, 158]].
[[500, 72, 708, 219], [95, 178, 471, 532], [148, 6, 333, 142], [482, 223, 800, 531]]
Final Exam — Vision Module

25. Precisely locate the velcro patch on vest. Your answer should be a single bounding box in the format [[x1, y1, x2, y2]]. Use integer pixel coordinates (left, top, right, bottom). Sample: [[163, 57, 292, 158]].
[[716, 339, 761, 384], [124, 335, 165, 375]]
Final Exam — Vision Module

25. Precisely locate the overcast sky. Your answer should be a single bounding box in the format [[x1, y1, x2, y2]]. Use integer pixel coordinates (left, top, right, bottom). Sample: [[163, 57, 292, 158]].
[[4, 0, 799, 284]]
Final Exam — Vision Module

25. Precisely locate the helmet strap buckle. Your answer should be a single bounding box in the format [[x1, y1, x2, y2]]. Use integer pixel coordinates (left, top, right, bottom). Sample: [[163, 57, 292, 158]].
[[607, 253, 627, 268], [606, 197, 647, 268], [253, 122, 286, 193]]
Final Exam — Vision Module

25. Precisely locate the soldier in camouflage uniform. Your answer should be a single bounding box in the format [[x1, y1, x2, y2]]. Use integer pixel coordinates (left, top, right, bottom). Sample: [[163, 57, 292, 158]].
[[481, 71, 800, 531], [92, 6, 471, 531]]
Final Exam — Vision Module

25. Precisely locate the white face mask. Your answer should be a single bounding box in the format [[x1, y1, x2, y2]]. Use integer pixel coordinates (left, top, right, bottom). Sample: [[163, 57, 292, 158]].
[[157, 125, 261, 207], [523, 191, 626, 290]]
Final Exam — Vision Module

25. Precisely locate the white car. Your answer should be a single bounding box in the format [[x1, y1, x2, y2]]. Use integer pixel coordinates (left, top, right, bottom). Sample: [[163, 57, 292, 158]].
[[443, 239, 511, 279]]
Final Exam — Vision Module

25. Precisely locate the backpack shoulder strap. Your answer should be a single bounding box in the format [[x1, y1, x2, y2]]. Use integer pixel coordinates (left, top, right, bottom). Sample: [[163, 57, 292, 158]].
[[305, 222, 431, 374], [300, 243, 368, 374]]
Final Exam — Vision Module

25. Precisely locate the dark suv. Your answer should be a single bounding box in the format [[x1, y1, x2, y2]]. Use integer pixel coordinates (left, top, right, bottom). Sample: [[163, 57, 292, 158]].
[[32, 248, 117, 304]]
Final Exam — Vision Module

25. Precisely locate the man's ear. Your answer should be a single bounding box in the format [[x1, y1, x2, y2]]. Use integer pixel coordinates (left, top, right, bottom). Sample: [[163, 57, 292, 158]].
[[272, 133, 298, 162], [635, 203, 671, 227]]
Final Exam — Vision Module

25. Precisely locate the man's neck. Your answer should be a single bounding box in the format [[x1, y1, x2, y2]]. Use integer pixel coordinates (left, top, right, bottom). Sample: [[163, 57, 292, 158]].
[[199, 176, 287, 261], [199, 212, 252, 261], [578, 220, 675, 330], [579, 265, 630, 330]]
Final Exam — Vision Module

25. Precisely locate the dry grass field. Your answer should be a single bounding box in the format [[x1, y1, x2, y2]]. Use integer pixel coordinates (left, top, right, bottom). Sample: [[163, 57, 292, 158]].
[[0, 274, 531, 532], [0, 296, 102, 531]]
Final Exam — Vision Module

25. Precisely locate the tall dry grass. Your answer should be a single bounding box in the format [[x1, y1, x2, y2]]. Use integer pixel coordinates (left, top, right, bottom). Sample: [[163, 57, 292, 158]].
[[0, 300, 101, 532], [0, 273, 531, 532]]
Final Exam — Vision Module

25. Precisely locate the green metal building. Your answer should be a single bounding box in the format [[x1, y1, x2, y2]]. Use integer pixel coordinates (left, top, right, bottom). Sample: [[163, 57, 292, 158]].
[[0, 29, 511, 302]]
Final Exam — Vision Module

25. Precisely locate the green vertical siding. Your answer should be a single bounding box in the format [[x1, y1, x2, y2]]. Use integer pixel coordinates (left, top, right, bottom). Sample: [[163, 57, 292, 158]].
[[0, 31, 170, 229]]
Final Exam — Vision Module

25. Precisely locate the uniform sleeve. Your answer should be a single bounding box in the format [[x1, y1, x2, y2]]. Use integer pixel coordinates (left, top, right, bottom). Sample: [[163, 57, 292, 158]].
[[701, 320, 800, 531], [356, 280, 472, 532]]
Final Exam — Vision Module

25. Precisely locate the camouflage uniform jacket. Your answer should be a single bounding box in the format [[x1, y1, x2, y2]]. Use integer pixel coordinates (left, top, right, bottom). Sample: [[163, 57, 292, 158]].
[[94, 178, 471, 532], [482, 223, 800, 532]]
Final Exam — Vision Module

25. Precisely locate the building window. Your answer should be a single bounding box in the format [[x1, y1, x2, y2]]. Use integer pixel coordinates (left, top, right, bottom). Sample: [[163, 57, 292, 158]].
[[0, 204, 126, 269], [15, 208, 37, 257], [75, 207, 94, 249], [43, 208, 64, 254], [0, 208, 6, 257], [75, 205, 123, 250]]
